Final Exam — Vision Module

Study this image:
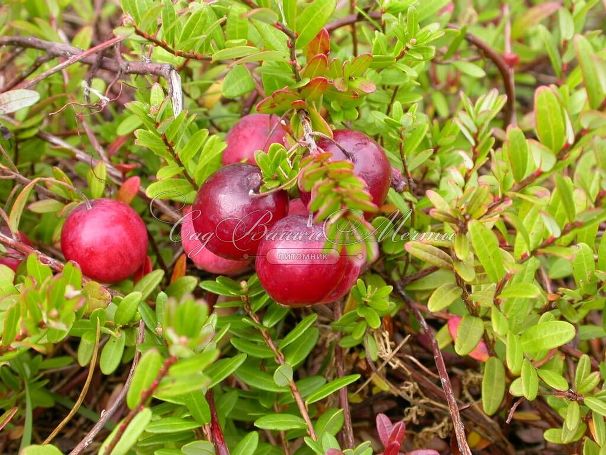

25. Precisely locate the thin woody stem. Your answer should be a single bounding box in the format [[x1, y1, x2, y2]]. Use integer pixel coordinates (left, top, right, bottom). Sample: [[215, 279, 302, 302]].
[[103, 355, 178, 454], [241, 296, 317, 441]]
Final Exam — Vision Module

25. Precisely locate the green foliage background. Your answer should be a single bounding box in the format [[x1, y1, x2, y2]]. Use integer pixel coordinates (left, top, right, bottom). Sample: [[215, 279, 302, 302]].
[[0, 0, 606, 454]]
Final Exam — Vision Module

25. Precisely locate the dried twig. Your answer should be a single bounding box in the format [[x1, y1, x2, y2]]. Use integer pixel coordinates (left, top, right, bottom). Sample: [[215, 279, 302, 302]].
[[12, 36, 126, 90], [44, 321, 101, 444], [390, 279, 472, 455], [0, 36, 173, 80], [134, 26, 209, 62], [333, 301, 354, 448], [70, 321, 146, 455], [241, 296, 317, 441], [103, 354, 177, 454]]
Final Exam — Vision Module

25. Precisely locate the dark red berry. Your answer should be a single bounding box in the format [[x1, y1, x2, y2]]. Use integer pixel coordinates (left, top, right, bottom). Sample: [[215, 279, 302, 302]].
[[61, 199, 148, 283], [192, 164, 288, 260], [181, 206, 250, 275], [300, 130, 391, 211], [287, 198, 309, 216], [221, 114, 286, 165], [255, 215, 362, 306]]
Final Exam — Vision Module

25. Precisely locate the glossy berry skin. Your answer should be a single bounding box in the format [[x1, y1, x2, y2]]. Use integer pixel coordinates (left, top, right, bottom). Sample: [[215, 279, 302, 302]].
[[300, 130, 391, 210], [0, 228, 31, 271], [287, 198, 309, 216], [221, 114, 286, 165], [192, 164, 288, 260], [61, 199, 148, 283], [256, 215, 362, 306], [181, 206, 250, 275]]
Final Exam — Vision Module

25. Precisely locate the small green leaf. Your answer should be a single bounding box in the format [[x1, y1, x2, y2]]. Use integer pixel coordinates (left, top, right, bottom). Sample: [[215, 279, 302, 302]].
[[185, 392, 211, 425], [537, 369, 568, 391], [100, 407, 152, 455], [469, 220, 505, 282], [87, 161, 107, 199], [205, 353, 247, 388], [99, 331, 126, 375], [453, 61, 486, 78], [0, 89, 40, 114], [9, 179, 38, 233], [454, 315, 484, 356], [574, 35, 606, 110], [133, 270, 164, 300], [273, 363, 293, 387], [506, 332, 523, 375], [305, 374, 360, 405], [21, 445, 63, 455], [585, 398, 606, 418], [534, 86, 566, 153], [565, 401, 580, 431], [404, 241, 452, 269], [233, 432, 259, 455], [254, 414, 307, 431], [127, 349, 162, 409], [520, 321, 576, 353], [278, 314, 318, 349], [114, 292, 142, 325], [506, 127, 529, 182], [146, 417, 199, 433], [428, 283, 462, 312], [572, 243, 595, 289], [482, 357, 505, 415], [295, 0, 336, 48], [521, 359, 539, 400], [222, 65, 255, 98]]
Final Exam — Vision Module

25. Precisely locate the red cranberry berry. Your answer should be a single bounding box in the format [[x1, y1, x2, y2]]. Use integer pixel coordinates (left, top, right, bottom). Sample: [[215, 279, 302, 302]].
[[192, 164, 288, 260], [60, 198, 148, 283], [287, 198, 309, 216], [300, 130, 391, 212], [255, 215, 362, 306], [221, 114, 286, 165], [181, 206, 250, 275]]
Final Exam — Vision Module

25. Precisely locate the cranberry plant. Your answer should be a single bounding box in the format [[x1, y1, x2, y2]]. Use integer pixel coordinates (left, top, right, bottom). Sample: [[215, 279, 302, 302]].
[[1, 0, 606, 454]]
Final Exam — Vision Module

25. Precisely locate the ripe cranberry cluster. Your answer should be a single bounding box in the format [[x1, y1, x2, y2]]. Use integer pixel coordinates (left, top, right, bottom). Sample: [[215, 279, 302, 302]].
[[59, 114, 392, 306]]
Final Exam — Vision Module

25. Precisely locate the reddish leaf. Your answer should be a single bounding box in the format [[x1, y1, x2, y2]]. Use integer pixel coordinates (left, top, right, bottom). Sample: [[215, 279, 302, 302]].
[[351, 78, 376, 94], [107, 135, 129, 156], [325, 450, 344, 455], [300, 77, 329, 102], [346, 53, 373, 77], [302, 54, 329, 79], [389, 421, 406, 444], [114, 163, 140, 175], [447, 316, 490, 362], [305, 28, 330, 61], [384, 442, 401, 455], [116, 176, 140, 205], [171, 253, 187, 283], [376, 413, 393, 446], [406, 451, 440, 455], [256, 88, 300, 114]]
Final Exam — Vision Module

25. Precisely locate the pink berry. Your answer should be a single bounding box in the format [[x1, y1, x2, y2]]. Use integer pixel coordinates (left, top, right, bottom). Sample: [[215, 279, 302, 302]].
[[192, 164, 288, 260], [287, 198, 309, 216], [221, 114, 286, 165], [300, 130, 391, 212], [255, 215, 362, 306], [60, 198, 148, 283], [181, 206, 250, 275]]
